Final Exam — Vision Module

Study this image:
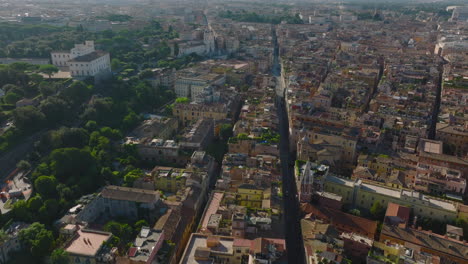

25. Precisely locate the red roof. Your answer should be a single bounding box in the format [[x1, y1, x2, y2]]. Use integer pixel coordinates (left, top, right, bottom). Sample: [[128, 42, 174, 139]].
[[250, 238, 286, 254], [301, 203, 378, 239], [233, 238, 252, 248], [385, 202, 410, 225], [128, 247, 138, 257]]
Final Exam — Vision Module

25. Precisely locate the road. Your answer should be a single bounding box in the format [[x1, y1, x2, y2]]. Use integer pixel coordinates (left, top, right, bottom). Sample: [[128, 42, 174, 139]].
[[272, 25, 306, 264]]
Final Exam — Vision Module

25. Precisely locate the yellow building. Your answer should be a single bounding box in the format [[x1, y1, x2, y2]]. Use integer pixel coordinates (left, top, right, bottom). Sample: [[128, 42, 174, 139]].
[[357, 154, 393, 177], [237, 184, 263, 208], [152, 167, 191, 193]]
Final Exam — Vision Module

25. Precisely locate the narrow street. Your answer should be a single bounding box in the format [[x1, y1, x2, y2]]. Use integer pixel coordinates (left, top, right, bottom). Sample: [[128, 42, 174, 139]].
[[272, 25, 306, 264]]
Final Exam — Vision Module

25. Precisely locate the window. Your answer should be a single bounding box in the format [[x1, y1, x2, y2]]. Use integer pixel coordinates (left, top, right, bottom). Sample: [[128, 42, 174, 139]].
[[236, 250, 241, 253]]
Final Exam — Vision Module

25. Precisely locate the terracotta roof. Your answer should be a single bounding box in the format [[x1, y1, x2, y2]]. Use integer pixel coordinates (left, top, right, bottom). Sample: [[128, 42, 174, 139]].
[[301, 203, 378, 238], [64, 226, 111, 257], [153, 208, 181, 241], [385, 202, 410, 225], [419, 151, 468, 166], [233, 238, 252, 248], [250, 238, 286, 255], [381, 225, 468, 261], [101, 185, 159, 203]]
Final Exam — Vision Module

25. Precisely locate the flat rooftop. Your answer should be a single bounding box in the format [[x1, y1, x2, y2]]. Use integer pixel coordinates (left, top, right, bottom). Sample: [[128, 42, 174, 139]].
[[200, 192, 224, 233], [64, 226, 111, 257], [180, 234, 234, 264]]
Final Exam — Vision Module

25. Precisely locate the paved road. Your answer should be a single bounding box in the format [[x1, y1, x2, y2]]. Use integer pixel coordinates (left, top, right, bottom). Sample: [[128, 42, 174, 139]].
[[272, 25, 306, 264]]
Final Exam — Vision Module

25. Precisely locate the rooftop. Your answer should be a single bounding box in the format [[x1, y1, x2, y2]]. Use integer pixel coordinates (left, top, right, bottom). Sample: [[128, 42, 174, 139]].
[[385, 202, 410, 226], [69, 50, 108, 62], [64, 226, 111, 257], [381, 225, 468, 261], [180, 234, 234, 264], [128, 227, 164, 262], [101, 185, 160, 204], [200, 192, 224, 233], [301, 203, 378, 238]]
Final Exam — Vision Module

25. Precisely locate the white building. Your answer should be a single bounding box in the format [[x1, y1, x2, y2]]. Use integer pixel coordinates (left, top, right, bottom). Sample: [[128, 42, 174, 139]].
[[177, 30, 216, 57], [50, 41, 111, 78], [68, 51, 111, 78]]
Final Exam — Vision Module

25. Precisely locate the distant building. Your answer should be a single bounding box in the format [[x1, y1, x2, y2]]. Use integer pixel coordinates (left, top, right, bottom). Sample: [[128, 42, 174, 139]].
[[51, 41, 111, 79]]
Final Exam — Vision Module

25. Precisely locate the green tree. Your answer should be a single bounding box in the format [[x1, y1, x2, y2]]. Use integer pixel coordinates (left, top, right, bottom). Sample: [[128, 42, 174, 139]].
[[349, 209, 361, 216], [122, 111, 140, 131], [100, 126, 122, 140], [50, 127, 89, 149], [13, 106, 46, 131], [18, 222, 54, 258], [85, 120, 98, 132], [34, 176, 58, 198], [50, 249, 69, 264], [370, 201, 385, 220], [49, 148, 100, 192], [39, 64, 59, 79], [38, 199, 60, 223], [3, 92, 22, 104], [123, 169, 143, 186], [134, 219, 149, 231], [16, 160, 31, 171], [219, 124, 233, 140], [175, 97, 190, 104], [39, 96, 69, 125], [111, 58, 123, 71], [12, 200, 31, 222], [61, 81, 92, 107], [104, 221, 134, 242], [38, 81, 57, 97], [139, 69, 154, 79], [27, 195, 43, 212]]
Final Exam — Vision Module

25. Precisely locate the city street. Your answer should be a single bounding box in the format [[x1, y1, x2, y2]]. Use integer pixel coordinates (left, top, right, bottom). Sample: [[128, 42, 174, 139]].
[[272, 25, 306, 264]]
